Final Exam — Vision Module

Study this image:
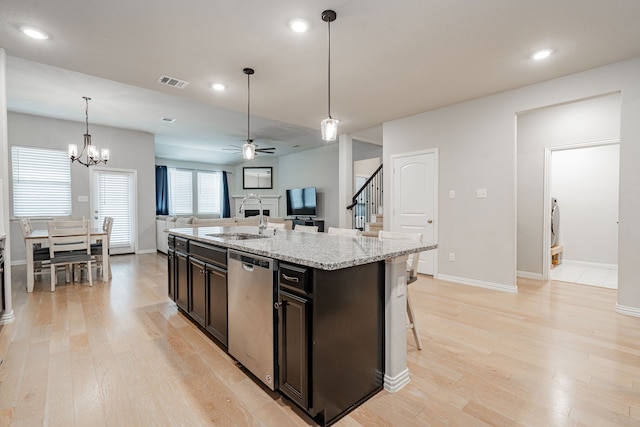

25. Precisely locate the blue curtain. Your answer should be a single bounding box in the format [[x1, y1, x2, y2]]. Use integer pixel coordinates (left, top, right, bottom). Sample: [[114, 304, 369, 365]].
[[155, 166, 169, 215], [222, 171, 231, 218]]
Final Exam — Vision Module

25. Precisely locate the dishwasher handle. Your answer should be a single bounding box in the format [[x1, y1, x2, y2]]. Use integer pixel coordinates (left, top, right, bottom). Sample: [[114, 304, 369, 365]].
[[242, 263, 254, 272]]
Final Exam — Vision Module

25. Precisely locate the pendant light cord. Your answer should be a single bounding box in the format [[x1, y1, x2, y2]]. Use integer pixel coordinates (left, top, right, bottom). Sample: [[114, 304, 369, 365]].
[[327, 19, 331, 118], [247, 72, 251, 142], [84, 96, 91, 136]]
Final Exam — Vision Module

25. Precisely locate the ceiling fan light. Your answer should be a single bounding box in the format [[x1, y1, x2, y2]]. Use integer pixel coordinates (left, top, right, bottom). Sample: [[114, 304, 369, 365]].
[[242, 142, 255, 160], [321, 117, 339, 141]]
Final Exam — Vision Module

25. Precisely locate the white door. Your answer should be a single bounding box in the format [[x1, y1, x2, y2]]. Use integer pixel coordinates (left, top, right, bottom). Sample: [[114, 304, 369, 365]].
[[91, 168, 137, 255], [391, 149, 438, 275]]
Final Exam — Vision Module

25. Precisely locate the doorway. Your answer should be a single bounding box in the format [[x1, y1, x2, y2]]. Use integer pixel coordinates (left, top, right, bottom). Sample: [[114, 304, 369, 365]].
[[544, 142, 619, 287], [391, 148, 438, 275], [91, 168, 137, 254]]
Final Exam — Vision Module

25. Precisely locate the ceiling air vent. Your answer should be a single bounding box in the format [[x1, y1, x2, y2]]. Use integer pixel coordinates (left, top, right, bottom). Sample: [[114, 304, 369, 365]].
[[157, 75, 189, 89]]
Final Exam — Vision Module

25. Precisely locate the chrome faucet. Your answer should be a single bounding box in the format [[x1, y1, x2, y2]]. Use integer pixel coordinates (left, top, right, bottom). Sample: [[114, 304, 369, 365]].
[[238, 193, 266, 235]]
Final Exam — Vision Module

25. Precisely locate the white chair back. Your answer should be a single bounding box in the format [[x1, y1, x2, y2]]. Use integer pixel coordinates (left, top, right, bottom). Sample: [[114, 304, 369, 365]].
[[294, 225, 319, 234], [19, 218, 33, 237], [378, 230, 423, 282], [327, 227, 361, 237], [47, 219, 93, 291], [266, 222, 286, 230]]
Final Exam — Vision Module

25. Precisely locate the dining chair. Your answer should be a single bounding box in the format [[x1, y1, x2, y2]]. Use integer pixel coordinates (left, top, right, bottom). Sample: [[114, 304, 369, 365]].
[[47, 219, 93, 292], [378, 230, 423, 350], [266, 221, 286, 230], [91, 216, 113, 278], [19, 218, 52, 279], [294, 224, 319, 234], [327, 227, 361, 237]]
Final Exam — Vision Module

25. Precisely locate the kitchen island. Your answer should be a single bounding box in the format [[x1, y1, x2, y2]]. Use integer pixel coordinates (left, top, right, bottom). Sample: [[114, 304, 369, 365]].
[[166, 226, 436, 426]]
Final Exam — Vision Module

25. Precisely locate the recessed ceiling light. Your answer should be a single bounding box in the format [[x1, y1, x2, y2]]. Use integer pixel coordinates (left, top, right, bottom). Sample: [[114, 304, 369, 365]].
[[210, 83, 226, 92], [21, 26, 49, 40], [288, 18, 310, 33], [532, 49, 553, 61]]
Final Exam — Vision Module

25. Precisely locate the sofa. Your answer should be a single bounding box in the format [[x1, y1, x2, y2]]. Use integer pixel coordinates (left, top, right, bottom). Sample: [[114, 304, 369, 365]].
[[155, 215, 293, 253]]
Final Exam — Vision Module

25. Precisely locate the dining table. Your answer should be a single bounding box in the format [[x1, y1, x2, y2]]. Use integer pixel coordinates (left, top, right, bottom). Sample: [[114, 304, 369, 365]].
[[24, 228, 110, 292]]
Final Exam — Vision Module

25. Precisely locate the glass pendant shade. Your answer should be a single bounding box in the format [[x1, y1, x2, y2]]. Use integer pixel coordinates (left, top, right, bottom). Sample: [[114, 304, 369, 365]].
[[321, 117, 339, 141], [68, 144, 78, 158], [242, 142, 256, 160]]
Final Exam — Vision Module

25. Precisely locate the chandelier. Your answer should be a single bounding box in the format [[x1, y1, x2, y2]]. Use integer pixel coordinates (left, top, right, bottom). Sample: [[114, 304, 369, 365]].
[[68, 96, 110, 167]]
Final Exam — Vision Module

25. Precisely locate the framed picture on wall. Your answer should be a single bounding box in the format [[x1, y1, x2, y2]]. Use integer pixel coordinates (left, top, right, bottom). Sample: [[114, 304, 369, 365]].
[[243, 167, 273, 189]]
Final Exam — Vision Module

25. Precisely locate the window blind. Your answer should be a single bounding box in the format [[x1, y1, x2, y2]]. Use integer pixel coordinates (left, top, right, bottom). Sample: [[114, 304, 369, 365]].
[[168, 168, 193, 215], [197, 171, 221, 214], [11, 146, 72, 217]]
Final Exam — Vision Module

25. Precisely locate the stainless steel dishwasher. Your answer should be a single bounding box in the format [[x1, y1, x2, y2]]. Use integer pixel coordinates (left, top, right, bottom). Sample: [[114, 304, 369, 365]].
[[227, 249, 278, 390]]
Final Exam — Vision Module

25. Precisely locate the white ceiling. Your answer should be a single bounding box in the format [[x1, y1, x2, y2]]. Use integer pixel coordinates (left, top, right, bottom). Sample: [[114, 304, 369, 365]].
[[2, 0, 640, 166]]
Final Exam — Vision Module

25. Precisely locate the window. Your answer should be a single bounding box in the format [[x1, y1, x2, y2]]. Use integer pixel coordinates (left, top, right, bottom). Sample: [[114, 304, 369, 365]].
[[11, 145, 72, 217], [168, 168, 222, 216], [197, 171, 221, 214], [168, 168, 193, 215]]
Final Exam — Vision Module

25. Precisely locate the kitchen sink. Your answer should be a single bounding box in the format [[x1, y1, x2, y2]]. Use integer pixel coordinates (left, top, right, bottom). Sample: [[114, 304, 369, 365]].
[[206, 232, 270, 240]]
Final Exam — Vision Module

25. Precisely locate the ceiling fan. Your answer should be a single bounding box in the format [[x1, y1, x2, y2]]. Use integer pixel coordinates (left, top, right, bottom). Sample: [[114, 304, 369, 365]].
[[223, 143, 276, 155]]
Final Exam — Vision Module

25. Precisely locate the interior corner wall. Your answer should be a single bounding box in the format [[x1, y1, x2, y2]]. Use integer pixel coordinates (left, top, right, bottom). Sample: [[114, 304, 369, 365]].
[[277, 144, 339, 228], [8, 112, 156, 262], [516, 93, 621, 275], [382, 57, 640, 310]]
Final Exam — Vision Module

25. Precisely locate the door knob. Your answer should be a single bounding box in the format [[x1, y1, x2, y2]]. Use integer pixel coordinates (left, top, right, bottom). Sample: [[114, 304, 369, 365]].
[[427, 219, 433, 224]]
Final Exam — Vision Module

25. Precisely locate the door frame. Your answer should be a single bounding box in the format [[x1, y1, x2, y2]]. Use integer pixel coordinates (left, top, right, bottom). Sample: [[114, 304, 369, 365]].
[[90, 167, 138, 254], [542, 139, 619, 280], [390, 147, 439, 276]]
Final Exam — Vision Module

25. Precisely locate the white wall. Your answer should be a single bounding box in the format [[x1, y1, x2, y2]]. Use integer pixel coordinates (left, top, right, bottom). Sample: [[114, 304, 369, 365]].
[[551, 145, 619, 265], [277, 144, 339, 228], [383, 57, 640, 314], [517, 93, 620, 275], [8, 112, 156, 262]]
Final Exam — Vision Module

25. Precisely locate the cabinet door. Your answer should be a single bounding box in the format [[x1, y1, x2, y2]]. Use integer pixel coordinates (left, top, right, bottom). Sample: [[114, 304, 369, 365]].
[[205, 264, 227, 346], [189, 257, 206, 327], [167, 249, 176, 301], [176, 252, 189, 311], [278, 290, 310, 410]]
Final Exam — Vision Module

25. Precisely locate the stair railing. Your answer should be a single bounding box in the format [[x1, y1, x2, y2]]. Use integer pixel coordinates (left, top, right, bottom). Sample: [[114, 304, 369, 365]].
[[346, 164, 383, 230]]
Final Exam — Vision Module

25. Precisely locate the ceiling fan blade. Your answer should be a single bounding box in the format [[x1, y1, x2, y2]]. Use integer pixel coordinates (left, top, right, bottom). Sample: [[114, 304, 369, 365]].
[[255, 147, 276, 153]]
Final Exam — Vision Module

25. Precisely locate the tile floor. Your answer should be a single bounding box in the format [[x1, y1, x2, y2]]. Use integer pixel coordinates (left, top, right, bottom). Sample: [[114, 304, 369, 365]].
[[551, 260, 618, 289]]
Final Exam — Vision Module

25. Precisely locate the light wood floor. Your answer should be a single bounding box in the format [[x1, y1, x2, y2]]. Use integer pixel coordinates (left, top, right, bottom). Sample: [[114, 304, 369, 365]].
[[1, 253, 639, 426]]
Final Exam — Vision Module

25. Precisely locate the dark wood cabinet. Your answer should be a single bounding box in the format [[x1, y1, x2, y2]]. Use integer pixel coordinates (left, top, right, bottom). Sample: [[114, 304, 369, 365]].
[[167, 249, 176, 301], [175, 251, 189, 312], [205, 264, 228, 346], [169, 236, 229, 349], [278, 261, 384, 426], [189, 257, 207, 326], [278, 289, 310, 410]]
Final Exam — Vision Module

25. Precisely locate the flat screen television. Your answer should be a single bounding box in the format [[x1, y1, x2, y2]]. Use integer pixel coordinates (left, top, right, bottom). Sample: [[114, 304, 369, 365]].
[[286, 187, 317, 217]]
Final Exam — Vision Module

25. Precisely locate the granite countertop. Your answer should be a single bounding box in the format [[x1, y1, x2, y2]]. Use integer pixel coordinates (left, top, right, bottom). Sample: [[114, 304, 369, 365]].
[[168, 226, 437, 270]]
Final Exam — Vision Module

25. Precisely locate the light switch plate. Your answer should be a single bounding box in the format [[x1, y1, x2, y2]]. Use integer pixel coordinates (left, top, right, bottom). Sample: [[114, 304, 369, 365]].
[[449, 190, 455, 199], [477, 188, 487, 198], [78, 195, 89, 202]]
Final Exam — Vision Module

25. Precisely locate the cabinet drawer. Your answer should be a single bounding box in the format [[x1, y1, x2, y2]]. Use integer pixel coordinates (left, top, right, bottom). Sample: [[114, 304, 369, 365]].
[[167, 234, 175, 249], [175, 237, 188, 252], [189, 241, 227, 268], [279, 264, 311, 295]]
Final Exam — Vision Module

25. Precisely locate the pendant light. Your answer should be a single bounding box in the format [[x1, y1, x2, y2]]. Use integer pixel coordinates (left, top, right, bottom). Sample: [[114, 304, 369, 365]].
[[321, 9, 338, 141], [242, 67, 256, 160], [68, 96, 110, 167]]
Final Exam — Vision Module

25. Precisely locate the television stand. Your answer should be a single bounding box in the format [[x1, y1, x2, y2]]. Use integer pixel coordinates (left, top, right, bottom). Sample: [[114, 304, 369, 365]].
[[292, 218, 324, 232]]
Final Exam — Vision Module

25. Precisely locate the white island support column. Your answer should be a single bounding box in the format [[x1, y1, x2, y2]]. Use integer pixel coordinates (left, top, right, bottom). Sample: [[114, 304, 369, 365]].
[[383, 254, 410, 392]]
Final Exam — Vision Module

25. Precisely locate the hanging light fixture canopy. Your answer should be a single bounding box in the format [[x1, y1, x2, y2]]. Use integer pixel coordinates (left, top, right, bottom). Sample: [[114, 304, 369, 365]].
[[242, 67, 256, 160], [321, 9, 339, 142], [68, 96, 109, 167]]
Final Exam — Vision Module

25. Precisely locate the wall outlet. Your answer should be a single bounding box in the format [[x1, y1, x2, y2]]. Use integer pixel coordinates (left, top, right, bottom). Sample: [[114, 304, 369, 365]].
[[477, 188, 488, 198], [449, 190, 456, 199], [449, 252, 456, 262]]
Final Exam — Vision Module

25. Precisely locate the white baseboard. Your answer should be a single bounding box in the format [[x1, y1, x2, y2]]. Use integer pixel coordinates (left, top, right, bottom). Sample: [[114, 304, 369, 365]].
[[436, 274, 518, 293], [384, 368, 410, 393], [563, 259, 618, 269], [517, 270, 543, 280], [615, 303, 640, 318]]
